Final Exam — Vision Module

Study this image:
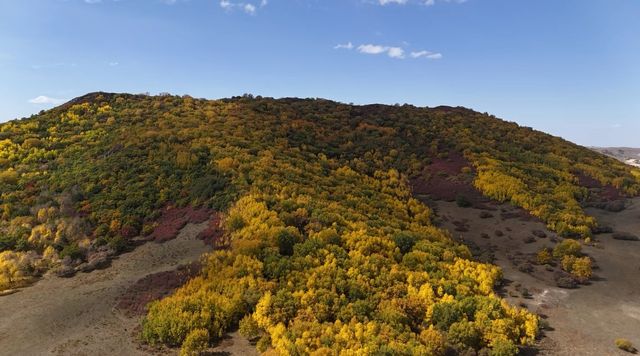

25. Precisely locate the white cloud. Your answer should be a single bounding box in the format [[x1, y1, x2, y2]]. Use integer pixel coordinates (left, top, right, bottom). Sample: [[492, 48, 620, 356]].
[[244, 3, 256, 14], [108, 61, 119, 66], [410, 50, 443, 59], [28, 96, 65, 105], [334, 42, 354, 50], [358, 44, 388, 55], [378, 0, 408, 5], [84, 0, 102, 3], [387, 47, 405, 59], [219, 0, 267, 14], [339, 43, 441, 61], [357, 44, 406, 59]]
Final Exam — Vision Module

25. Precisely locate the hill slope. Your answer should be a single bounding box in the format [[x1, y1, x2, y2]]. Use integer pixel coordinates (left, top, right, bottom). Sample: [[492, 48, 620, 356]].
[[1, 93, 639, 354], [592, 147, 640, 168]]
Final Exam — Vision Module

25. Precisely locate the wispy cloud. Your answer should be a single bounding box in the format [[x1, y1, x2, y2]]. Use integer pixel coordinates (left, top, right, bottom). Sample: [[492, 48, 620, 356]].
[[378, 0, 407, 4], [410, 50, 443, 59], [28, 96, 66, 105], [220, 0, 267, 14], [376, 0, 467, 6], [108, 61, 119, 66], [334, 42, 354, 50], [335, 42, 441, 61]]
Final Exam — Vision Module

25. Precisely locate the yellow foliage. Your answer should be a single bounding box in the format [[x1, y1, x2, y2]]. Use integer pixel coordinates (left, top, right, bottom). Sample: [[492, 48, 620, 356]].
[[0, 251, 35, 290]]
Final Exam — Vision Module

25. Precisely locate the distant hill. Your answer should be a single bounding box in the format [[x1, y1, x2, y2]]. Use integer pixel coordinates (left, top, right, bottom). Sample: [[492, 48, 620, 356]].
[[591, 147, 640, 167], [1, 92, 639, 354]]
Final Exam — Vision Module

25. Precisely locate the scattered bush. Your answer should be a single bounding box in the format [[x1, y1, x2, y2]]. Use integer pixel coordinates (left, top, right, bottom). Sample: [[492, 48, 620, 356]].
[[554, 271, 578, 289], [561, 255, 592, 281], [532, 230, 547, 238], [552, 239, 581, 259], [570, 256, 592, 281], [612, 232, 639, 241], [615, 338, 636, 353], [536, 248, 553, 265]]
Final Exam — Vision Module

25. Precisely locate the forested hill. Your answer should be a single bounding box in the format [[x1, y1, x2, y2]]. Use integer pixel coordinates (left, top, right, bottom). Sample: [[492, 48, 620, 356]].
[[1, 92, 638, 354]]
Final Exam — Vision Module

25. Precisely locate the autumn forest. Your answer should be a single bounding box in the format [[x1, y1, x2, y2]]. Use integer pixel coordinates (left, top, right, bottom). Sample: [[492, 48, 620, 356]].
[[1, 93, 639, 355]]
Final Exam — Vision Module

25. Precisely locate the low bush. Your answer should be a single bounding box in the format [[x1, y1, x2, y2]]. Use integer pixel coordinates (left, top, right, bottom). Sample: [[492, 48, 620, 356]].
[[615, 338, 636, 353], [489, 338, 518, 356], [180, 328, 209, 356], [238, 315, 261, 341], [612, 232, 639, 241], [536, 248, 552, 265], [456, 194, 472, 208], [552, 239, 581, 259]]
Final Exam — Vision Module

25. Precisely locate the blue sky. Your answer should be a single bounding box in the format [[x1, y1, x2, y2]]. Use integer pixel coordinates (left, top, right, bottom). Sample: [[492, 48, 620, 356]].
[[1, 0, 638, 146]]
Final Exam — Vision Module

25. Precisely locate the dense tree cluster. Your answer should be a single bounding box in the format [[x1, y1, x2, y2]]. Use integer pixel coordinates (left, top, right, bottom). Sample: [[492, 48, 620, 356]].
[[0, 93, 638, 353], [143, 165, 537, 354]]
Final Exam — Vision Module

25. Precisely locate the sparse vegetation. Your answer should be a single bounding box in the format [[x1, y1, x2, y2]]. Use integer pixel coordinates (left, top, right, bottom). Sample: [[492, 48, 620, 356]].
[[536, 247, 553, 265], [615, 338, 637, 353], [553, 239, 582, 259], [612, 232, 639, 241]]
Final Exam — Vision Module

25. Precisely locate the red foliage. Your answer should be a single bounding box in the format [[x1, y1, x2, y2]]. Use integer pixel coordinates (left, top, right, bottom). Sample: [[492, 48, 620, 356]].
[[196, 213, 226, 248], [115, 263, 201, 316], [149, 206, 213, 243], [120, 225, 139, 239], [575, 172, 622, 201], [410, 152, 488, 207]]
